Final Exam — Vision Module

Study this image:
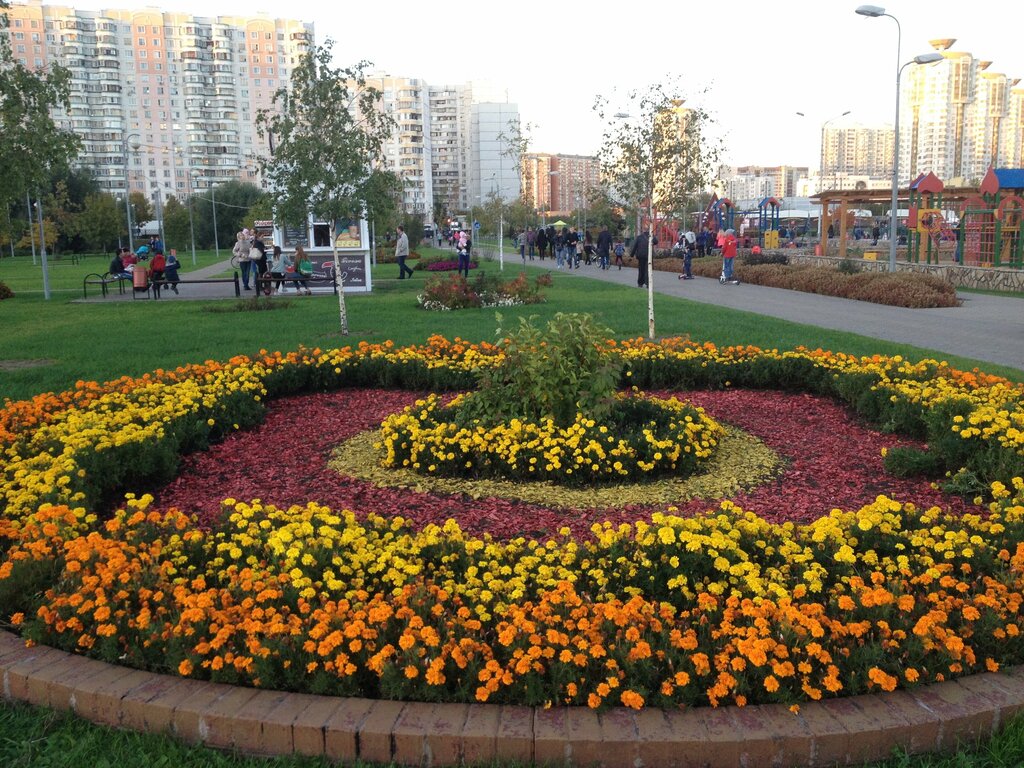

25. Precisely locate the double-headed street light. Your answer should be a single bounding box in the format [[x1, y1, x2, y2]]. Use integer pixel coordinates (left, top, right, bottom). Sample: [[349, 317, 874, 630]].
[[855, 5, 944, 271], [797, 110, 851, 192]]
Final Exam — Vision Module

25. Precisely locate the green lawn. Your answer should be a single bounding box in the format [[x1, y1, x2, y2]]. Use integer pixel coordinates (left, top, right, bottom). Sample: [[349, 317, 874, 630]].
[[2, 249, 1024, 766], [2, 249, 1021, 403]]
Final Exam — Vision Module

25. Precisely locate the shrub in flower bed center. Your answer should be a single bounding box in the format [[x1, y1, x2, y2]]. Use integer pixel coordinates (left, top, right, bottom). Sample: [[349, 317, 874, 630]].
[[379, 314, 721, 484]]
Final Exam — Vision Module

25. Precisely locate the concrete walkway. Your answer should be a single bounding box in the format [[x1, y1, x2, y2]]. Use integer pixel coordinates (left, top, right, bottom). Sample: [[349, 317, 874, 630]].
[[482, 250, 1024, 372]]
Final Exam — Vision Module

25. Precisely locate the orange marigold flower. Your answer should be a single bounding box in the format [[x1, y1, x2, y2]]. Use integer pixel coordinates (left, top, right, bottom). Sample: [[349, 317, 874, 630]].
[[620, 690, 645, 709], [587, 693, 601, 709], [404, 665, 419, 679], [178, 659, 193, 676], [763, 675, 780, 693], [867, 667, 898, 692], [986, 658, 1000, 673]]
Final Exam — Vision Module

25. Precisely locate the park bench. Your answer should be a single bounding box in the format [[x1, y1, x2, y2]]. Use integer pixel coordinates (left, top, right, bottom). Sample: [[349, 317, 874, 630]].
[[253, 272, 339, 296], [138, 273, 242, 299], [82, 272, 129, 298]]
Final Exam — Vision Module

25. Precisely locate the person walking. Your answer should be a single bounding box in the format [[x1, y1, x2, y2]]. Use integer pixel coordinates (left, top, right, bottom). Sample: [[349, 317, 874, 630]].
[[596, 225, 612, 270], [457, 230, 471, 278], [251, 238, 270, 294], [396, 225, 414, 279], [234, 230, 253, 290], [721, 228, 738, 282], [630, 229, 657, 287], [535, 227, 548, 260]]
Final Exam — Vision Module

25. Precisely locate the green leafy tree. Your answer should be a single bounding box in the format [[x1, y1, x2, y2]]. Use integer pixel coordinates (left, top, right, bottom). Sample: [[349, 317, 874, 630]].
[[581, 185, 627, 235], [364, 168, 404, 240], [72, 193, 122, 252], [129, 191, 153, 234], [594, 80, 721, 223], [191, 180, 264, 249], [0, 0, 81, 221], [594, 78, 722, 336], [161, 196, 191, 255], [242, 194, 274, 232], [256, 41, 396, 334]]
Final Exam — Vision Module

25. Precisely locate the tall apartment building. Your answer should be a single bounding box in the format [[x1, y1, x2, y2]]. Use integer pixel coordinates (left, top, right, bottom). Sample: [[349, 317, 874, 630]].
[[903, 38, 1024, 184], [820, 124, 894, 182], [470, 102, 521, 210], [522, 153, 600, 214], [362, 74, 433, 217], [5, 0, 313, 201], [719, 165, 808, 201], [425, 83, 521, 220], [428, 83, 472, 215]]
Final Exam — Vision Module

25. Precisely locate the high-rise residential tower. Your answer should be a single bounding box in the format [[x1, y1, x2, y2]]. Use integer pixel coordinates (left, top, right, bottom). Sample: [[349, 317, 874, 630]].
[[6, 0, 313, 201]]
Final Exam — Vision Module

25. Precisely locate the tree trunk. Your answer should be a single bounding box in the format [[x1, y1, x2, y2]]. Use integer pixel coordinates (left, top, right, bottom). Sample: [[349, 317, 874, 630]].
[[331, 218, 349, 335]]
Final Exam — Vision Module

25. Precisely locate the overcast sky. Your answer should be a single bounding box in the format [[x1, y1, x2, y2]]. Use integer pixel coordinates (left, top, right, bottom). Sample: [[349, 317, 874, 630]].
[[62, 0, 1024, 171]]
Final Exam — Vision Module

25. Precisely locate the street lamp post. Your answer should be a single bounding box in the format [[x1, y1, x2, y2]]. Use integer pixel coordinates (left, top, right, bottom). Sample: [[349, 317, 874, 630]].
[[210, 181, 220, 259], [123, 133, 141, 252], [856, 5, 944, 271]]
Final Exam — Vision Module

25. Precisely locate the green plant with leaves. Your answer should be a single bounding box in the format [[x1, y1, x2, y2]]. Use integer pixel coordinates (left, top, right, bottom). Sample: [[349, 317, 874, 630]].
[[256, 41, 396, 335], [461, 313, 621, 427]]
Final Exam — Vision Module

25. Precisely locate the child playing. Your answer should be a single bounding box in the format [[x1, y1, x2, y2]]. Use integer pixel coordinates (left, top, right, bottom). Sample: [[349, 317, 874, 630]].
[[613, 241, 626, 270]]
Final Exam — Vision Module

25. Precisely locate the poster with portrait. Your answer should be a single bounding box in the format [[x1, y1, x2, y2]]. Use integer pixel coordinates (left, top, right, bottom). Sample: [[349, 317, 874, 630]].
[[334, 219, 363, 249]]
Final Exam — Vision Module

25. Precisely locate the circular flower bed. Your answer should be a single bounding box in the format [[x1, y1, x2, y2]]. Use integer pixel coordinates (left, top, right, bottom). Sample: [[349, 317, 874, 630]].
[[378, 392, 722, 484], [0, 336, 1022, 713]]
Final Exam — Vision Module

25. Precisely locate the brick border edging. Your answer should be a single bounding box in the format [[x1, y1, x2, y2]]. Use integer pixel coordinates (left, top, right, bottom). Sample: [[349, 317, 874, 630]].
[[2, 631, 1024, 767]]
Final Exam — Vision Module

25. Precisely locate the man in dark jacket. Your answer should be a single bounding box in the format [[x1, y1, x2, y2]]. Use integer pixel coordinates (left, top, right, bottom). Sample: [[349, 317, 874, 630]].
[[596, 225, 613, 270], [630, 230, 657, 287]]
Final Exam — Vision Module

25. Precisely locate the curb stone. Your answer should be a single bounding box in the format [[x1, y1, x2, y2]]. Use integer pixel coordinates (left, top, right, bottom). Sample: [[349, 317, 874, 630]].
[[1, 630, 1020, 766]]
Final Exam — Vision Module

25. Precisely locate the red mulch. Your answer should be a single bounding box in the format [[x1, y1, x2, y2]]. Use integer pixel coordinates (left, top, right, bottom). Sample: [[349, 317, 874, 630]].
[[155, 388, 975, 540]]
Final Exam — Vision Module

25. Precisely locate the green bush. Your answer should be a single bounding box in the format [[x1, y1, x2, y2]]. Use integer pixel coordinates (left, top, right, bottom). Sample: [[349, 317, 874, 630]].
[[837, 258, 861, 275], [459, 313, 621, 427]]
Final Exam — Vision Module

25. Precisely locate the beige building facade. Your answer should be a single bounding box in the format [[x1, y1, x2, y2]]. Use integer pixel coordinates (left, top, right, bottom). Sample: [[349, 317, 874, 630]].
[[6, 0, 312, 201]]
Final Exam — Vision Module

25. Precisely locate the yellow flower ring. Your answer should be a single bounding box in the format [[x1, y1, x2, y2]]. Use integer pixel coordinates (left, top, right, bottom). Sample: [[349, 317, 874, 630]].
[[377, 391, 725, 486], [2, 337, 1024, 712]]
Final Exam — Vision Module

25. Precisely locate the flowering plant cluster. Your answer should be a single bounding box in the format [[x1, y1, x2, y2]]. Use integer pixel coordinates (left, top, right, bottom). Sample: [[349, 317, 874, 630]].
[[0, 335, 1022, 710], [417, 273, 546, 311], [2, 482, 1024, 711], [378, 392, 721, 485], [423, 260, 478, 272]]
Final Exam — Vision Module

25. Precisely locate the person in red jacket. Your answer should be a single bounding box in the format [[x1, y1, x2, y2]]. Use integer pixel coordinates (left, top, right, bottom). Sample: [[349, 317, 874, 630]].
[[149, 250, 166, 296], [721, 229, 738, 283]]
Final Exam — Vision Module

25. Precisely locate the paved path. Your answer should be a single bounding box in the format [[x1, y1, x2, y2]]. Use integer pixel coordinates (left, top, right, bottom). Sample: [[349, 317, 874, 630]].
[[482, 250, 1024, 372]]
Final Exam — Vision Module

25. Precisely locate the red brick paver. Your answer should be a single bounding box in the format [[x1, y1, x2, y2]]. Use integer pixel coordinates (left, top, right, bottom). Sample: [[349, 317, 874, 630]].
[[0, 630, 1020, 767]]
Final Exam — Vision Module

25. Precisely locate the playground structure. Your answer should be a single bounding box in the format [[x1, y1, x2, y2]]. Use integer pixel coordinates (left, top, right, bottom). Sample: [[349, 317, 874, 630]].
[[958, 168, 1024, 268], [811, 168, 1024, 269], [757, 197, 781, 248], [906, 172, 957, 265]]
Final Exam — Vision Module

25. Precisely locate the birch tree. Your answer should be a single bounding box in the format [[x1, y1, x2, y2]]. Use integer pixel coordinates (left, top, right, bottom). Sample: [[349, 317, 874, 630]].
[[256, 41, 395, 334]]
